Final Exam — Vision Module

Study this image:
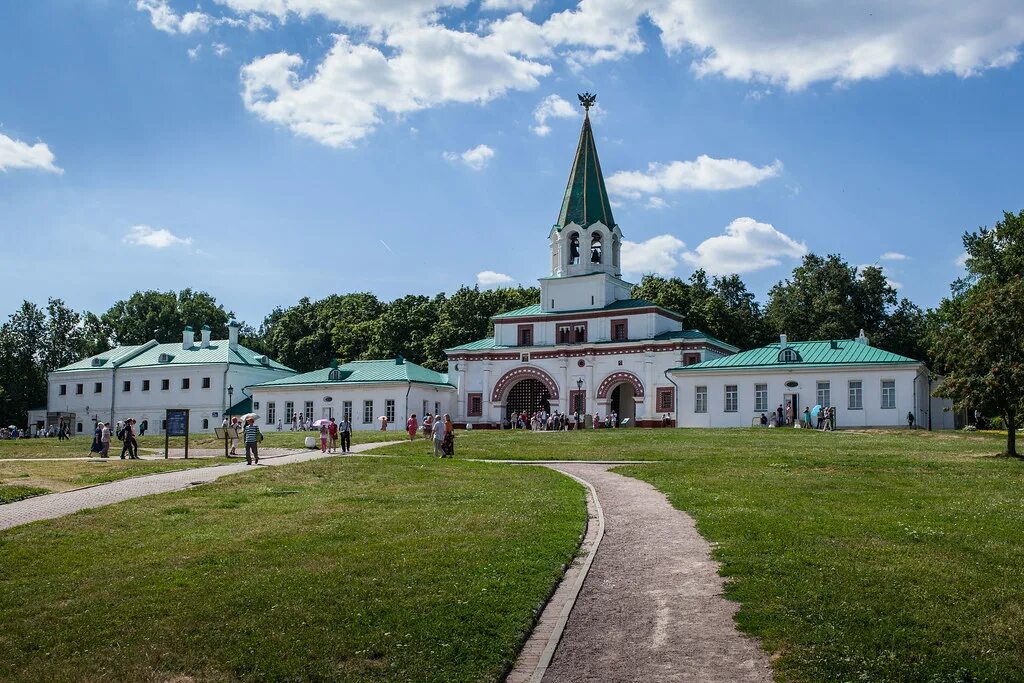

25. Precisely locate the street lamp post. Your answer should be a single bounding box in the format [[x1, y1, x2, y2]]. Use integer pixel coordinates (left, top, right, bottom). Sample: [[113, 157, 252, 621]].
[[227, 385, 234, 413], [576, 378, 584, 419]]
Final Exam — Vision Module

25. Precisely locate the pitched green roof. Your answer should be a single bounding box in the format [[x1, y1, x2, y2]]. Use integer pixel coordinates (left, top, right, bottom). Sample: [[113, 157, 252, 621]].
[[254, 359, 452, 388], [555, 112, 616, 231], [224, 397, 253, 416], [446, 328, 732, 352], [492, 298, 660, 320], [673, 339, 920, 371], [52, 341, 294, 373]]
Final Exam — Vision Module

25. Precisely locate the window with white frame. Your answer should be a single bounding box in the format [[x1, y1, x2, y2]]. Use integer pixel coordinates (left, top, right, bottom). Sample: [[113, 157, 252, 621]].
[[266, 402, 276, 424], [285, 401, 295, 422], [343, 401, 353, 423], [754, 384, 768, 412], [724, 385, 738, 412], [363, 400, 374, 424], [304, 401, 314, 422], [817, 381, 831, 407], [422, 400, 430, 418], [695, 386, 708, 413], [385, 399, 396, 422], [848, 380, 863, 410], [881, 379, 896, 409], [435, 401, 441, 416]]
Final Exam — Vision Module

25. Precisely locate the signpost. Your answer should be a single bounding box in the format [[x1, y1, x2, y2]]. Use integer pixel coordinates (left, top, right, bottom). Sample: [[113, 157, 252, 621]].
[[164, 408, 190, 459], [214, 426, 237, 458]]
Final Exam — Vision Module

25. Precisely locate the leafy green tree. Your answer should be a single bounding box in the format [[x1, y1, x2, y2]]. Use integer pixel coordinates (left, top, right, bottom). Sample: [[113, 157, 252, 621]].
[[0, 302, 48, 426], [99, 289, 232, 345], [931, 210, 1024, 456]]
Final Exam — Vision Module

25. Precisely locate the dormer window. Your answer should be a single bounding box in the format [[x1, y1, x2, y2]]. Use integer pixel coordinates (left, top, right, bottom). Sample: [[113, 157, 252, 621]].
[[158, 353, 172, 363], [779, 348, 800, 363], [328, 368, 343, 381]]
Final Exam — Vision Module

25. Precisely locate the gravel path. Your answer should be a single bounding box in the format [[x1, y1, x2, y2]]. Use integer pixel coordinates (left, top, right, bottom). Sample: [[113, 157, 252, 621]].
[[0, 442, 399, 531], [542, 463, 772, 683]]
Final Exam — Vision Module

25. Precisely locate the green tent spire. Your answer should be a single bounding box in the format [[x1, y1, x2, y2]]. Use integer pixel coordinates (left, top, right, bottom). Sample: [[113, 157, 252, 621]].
[[555, 93, 616, 231]]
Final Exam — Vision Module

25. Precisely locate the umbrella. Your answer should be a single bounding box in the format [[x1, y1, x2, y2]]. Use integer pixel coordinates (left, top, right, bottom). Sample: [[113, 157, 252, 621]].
[[312, 418, 331, 427], [243, 413, 261, 422], [811, 405, 822, 418]]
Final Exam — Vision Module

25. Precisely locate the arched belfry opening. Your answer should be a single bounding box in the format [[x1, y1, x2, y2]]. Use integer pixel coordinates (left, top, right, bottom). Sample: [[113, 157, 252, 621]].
[[569, 232, 581, 265], [591, 231, 603, 264]]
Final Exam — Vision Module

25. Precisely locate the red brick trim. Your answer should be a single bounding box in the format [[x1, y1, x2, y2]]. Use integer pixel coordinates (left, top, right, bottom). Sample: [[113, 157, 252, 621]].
[[569, 389, 586, 414], [610, 318, 628, 341], [467, 392, 483, 417], [656, 387, 675, 413], [497, 306, 685, 324], [448, 341, 732, 361], [516, 324, 534, 347], [596, 371, 645, 399], [490, 366, 561, 402]]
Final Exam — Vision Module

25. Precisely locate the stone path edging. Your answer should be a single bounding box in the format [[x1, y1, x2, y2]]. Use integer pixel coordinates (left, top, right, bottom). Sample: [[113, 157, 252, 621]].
[[506, 467, 605, 683]]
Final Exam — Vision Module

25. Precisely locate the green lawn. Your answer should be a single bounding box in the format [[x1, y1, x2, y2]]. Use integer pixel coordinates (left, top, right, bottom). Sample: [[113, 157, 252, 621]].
[[0, 430, 398, 459], [0, 484, 50, 504], [0, 456, 585, 682]]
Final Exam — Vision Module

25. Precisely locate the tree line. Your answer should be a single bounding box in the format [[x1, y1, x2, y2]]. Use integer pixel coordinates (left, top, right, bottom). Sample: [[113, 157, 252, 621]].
[[2, 211, 1020, 455]]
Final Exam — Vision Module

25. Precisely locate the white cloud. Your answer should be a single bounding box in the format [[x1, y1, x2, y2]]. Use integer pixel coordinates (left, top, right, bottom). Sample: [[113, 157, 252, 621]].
[[621, 235, 687, 276], [477, 270, 515, 287], [858, 263, 903, 290], [955, 251, 969, 267], [444, 144, 495, 171], [0, 133, 63, 174], [188, 44, 202, 60], [123, 224, 193, 249], [242, 29, 549, 148], [607, 155, 782, 198], [137, 0, 212, 34], [682, 217, 807, 275], [531, 93, 577, 136], [645, 196, 668, 210], [880, 251, 908, 261], [481, 0, 536, 10], [212, 42, 230, 56]]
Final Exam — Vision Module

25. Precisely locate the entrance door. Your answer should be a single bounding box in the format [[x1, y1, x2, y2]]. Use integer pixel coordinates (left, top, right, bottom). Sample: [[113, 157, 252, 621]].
[[609, 384, 636, 423], [322, 407, 333, 420], [783, 393, 798, 426]]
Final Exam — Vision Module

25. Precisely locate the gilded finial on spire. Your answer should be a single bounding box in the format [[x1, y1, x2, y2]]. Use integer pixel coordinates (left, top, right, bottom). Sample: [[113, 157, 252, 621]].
[[577, 92, 596, 115]]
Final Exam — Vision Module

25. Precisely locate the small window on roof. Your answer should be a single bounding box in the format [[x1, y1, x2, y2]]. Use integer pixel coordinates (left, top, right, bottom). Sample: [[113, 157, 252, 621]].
[[779, 348, 800, 363], [328, 369, 343, 381]]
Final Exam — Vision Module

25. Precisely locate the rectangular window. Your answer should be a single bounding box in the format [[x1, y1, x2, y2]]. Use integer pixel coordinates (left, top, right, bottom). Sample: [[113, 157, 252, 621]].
[[181, 377, 190, 390], [202, 377, 211, 389], [724, 385, 738, 412], [76, 383, 83, 395], [557, 324, 571, 344], [695, 386, 708, 413], [284, 401, 294, 422], [253, 401, 260, 410], [385, 399, 396, 423], [817, 381, 831, 408], [422, 400, 429, 419], [267, 402, 276, 425], [59, 384, 67, 396], [657, 387, 675, 413], [611, 318, 628, 341], [521, 353, 530, 363], [570, 389, 586, 415], [363, 400, 374, 424], [684, 353, 701, 366], [849, 380, 863, 410], [123, 380, 131, 392], [517, 324, 534, 346], [467, 392, 483, 417], [754, 384, 768, 412], [881, 379, 896, 409], [142, 380, 150, 391], [435, 401, 441, 417], [573, 323, 587, 344], [304, 401, 314, 422], [161, 379, 170, 391], [343, 401, 353, 423], [94, 382, 103, 394]]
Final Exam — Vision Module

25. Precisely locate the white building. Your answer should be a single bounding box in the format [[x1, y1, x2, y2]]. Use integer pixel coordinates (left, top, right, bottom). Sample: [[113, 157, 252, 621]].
[[248, 357, 455, 431], [669, 333, 955, 429], [447, 97, 736, 427], [31, 322, 295, 435]]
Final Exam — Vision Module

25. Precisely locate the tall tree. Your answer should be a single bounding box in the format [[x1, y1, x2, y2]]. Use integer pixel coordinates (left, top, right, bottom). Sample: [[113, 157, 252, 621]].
[[931, 210, 1024, 456], [99, 289, 232, 345], [0, 302, 48, 425]]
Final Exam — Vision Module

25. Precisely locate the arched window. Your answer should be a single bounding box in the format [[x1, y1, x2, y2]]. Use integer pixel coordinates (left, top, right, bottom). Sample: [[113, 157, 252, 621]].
[[202, 418, 209, 429], [591, 232, 603, 264], [779, 348, 800, 363], [568, 232, 581, 265], [329, 368, 343, 381]]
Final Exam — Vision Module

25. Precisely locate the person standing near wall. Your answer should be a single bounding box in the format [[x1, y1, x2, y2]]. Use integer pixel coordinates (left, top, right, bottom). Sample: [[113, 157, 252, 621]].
[[243, 416, 261, 465], [100, 421, 110, 458], [431, 414, 444, 457]]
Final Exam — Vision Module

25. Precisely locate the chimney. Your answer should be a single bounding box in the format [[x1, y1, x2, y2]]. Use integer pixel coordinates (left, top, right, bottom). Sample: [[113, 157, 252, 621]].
[[779, 333, 788, 349], [182, 326, 194, 350], [856, 329, 869, 345], [227, 321, 239, 349], [396, 354, 405, 365], [200, 325, 212, 348]]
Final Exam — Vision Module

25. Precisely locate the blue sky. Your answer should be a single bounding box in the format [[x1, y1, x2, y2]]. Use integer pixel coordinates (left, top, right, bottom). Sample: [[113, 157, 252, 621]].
[[2, 0, 1023, 327]]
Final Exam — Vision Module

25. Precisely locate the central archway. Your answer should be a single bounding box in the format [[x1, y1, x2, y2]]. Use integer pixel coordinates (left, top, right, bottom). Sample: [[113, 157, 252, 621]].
[[505, 379, 552, 421], [610, 383, 637, 423]]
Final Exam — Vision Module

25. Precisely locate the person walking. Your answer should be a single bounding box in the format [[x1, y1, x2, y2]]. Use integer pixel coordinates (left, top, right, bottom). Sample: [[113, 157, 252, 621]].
[[338, 414, 351, 453], [776, 404, 784, 427], [120, 419, 139, 459], [100, 421, 111, 457], [90, 423, 103, 456], [229, 416, 240, 456], [379, 415, 388, 431], [431, 414, 445, 458], [802, 406, 811, 429], [243, 416, 261, 465], [328, 417, 339, 453], [407, 413, 418, 441], [441, 414, 455, 457], [318, 421, 328, 453]]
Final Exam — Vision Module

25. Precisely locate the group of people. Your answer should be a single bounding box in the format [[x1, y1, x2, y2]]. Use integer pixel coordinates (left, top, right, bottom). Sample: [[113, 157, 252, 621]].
[[88, 418, 140, 458], [406, 413, 454, 457], [317, 416, 352, 454], [501, 409, 627, 431], [0, 426, 23, 440], [759, 403, 837, 431]]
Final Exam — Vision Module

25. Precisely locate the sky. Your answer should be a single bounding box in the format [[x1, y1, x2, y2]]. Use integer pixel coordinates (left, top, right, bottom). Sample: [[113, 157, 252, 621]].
[[2, 1, 1024, 328]]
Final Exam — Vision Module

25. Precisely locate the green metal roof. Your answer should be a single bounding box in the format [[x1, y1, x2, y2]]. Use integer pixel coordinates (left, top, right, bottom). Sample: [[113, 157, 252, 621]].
[[492, 298, 661, 320], [446, 328, 731, 352], [224, 397, 253, 416], [254, 358, 452, 388], [52, 341, 294, 373], [555, 112, 616, 231], [653, 329, 738, 351], [673, 339, 920, 372]]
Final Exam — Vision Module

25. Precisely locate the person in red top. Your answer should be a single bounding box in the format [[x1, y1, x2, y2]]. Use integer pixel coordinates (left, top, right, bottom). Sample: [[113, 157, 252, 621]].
[[327, 417, 339, 453], [407, 413, 418, 440]]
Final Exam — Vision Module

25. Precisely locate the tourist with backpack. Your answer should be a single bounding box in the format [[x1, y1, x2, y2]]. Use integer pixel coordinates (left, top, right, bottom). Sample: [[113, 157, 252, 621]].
[[243, 416, 261, 465]]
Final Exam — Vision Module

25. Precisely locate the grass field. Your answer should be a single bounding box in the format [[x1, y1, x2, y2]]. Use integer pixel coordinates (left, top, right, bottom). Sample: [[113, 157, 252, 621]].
[[0, 456, 585, 682], [0, 430, 397, 459]]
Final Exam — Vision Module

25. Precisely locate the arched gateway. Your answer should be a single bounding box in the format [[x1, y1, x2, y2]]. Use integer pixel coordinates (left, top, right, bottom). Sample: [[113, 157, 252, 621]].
[[491, 367, 560, 420], [598, 371, 644, 424]]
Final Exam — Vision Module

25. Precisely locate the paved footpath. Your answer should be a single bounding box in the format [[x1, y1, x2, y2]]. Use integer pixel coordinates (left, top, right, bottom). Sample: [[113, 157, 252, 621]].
[[0, 442, 398, 531], [541, 463, 772, 683]]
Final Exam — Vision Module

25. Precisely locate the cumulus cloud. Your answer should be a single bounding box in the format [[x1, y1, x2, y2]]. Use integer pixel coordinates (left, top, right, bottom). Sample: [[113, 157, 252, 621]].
[[212, 42, 230, 56], [137, 0, 212, 34], [682, 217, 807, 275], [645, 196, 668, 210], [123, 224, 193, 249], [880, 251, 908, 261], [607, 155, 782, 198], [955, 251, 969, 267], [621, 235, 687, 276], [443, 144, 495, 171], [477, 270, 515, 287], [0, 133, 63, 174], [531, 94, 577, 136], [481, 0, 536, 10], [188, 44, 202, 60]]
